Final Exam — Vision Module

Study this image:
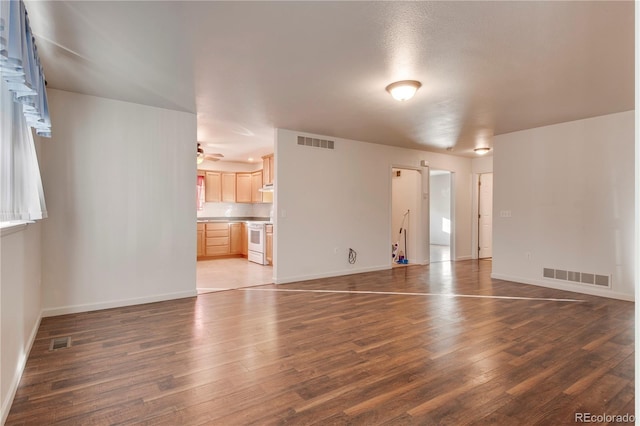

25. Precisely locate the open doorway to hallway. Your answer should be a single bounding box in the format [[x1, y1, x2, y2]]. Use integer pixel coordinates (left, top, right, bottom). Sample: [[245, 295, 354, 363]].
[[430, 169, 453, 263], [391, 168, 420, 266]]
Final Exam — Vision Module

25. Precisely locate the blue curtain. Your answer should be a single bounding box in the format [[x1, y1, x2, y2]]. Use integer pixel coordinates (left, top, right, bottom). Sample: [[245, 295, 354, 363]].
[[0, 0, 51, 137], [0, 0, 48, 221]]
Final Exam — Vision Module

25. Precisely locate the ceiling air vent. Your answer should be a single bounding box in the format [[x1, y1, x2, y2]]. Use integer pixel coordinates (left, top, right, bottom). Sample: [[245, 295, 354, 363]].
[[543, 268, 611, 288], [297, 136, 334, 150]]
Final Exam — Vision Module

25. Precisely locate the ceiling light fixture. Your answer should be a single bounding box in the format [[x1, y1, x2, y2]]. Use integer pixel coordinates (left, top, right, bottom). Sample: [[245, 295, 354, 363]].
[[385, 80, 422, 101], [474, 147, 491, 155], [197, 143, 205, 164]]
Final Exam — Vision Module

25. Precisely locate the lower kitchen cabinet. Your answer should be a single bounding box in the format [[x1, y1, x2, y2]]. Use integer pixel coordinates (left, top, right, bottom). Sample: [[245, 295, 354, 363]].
[[205, 223, 229, 256], [199, 222, 244, 259], [197, 223, 205, 257], [265, 224, 273, 266], [229, 223, 242, 254], [241, 222, 248, 256]]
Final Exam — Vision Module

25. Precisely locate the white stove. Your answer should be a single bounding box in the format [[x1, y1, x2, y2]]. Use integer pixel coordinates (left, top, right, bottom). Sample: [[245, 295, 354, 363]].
[[247, 222, 267, 265]]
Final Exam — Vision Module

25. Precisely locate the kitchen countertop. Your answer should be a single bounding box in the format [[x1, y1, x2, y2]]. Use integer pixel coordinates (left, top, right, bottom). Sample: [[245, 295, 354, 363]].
[[197, 217, 272, 223]]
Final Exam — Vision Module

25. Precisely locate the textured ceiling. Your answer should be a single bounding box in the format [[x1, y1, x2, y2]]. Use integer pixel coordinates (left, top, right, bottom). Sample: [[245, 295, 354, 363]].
[[25, 1, 635, 162]]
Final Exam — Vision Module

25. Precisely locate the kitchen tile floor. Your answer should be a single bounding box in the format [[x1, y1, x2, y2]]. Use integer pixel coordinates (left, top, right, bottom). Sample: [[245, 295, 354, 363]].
[[196, 257, 274, 294]]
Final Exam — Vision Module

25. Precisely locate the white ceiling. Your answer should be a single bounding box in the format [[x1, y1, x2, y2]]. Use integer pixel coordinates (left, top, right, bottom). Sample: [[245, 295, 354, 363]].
[[25, 1, 634, 163]]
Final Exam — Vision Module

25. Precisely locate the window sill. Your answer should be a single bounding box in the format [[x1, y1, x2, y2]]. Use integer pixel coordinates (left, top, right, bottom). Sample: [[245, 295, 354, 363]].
[[0, 221, 34, 237]]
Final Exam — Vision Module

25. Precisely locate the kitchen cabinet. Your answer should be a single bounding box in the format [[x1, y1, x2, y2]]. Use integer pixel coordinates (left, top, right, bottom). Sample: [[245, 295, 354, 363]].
[[251, 170, 263, 203], [241, 222, 248, 256], [262, 188, 273, 204], [199, 222, 245, 258], [265, 224, 273, 266], [262, 154, 274, 185], [261, 154, 274, 203], [198, 162, 273, 205], [229, 223, 242, 254], [197, 223, 205, 257], [204, 171, 222, 202], [198, 166, 272, 204], [205, 223, 229, 256], [221, 172, 236, 202], [236, 173, 252, 203]]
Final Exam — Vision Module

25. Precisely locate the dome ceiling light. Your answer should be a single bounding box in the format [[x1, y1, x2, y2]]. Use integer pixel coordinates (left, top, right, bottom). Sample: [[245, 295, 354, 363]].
[[474, 147, 491, 155], [385, 80, 422, 101]]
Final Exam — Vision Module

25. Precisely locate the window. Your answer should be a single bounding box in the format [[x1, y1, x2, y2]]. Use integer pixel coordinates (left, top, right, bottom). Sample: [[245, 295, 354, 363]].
[[0, 0, 50, 224]]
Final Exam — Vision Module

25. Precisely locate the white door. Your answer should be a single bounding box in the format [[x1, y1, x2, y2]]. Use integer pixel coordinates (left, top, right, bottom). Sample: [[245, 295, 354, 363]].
[[478, 173, 493, 258]]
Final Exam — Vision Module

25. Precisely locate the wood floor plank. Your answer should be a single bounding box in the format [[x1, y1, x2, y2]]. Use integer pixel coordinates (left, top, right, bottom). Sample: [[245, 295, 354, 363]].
[[5, 260, 634, 425]]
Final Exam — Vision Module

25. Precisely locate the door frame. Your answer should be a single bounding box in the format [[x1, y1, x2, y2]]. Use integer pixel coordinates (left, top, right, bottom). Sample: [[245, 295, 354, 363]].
[[472, 172, 493, 259], [389, 164, 429, 266], [428, 168, 455, 263]]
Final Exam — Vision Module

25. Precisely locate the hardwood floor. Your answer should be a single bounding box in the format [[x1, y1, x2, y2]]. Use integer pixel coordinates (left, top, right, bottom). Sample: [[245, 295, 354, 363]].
[[6, 260, 634, 425], [429, 244, 451, 263]]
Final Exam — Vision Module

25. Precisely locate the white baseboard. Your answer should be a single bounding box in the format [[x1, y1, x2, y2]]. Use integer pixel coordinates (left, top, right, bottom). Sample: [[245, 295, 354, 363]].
[[491, 273, 635, 302], [274, 265, 390, 285], [41, 290, 198, 318], [456, 255, 473, 261], [1, 311, 42, 425]]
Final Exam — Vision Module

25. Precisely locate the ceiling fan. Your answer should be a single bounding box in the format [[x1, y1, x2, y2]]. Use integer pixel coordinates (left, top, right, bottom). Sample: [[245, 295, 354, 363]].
[[197, 143, 224, 163]]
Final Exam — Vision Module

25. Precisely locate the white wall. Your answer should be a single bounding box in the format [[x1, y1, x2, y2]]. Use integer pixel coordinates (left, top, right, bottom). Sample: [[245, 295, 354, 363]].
[[429, 173, 452, 246], [1, 223, 42, 424], [391, 168, 419, 263], [274, 129, 473, 284], [471, 155, 493, 175], [492, 111, 635, 300], [39, 90, 197, 316]]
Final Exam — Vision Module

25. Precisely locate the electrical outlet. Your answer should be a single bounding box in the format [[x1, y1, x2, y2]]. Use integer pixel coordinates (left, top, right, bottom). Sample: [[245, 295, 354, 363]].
[[334, 247, 339, 254], [525, 251, 532, 261]]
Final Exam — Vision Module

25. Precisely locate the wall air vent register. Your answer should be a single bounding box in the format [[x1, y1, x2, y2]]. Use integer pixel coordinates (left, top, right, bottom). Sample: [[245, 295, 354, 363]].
[[297, 136, 334, 150], [543, 268, 610, 288]]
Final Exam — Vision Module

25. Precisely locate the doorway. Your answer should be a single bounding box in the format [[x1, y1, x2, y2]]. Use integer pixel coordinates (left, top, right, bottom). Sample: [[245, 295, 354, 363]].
[[391, 168, 420, 265], [429, 170, 453, 263], [478, 173, 493, 259]]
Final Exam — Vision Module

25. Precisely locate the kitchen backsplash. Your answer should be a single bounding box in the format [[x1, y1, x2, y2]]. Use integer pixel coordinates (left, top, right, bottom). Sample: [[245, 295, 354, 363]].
[[197, 202, 273, 218], [252, 203, 273, 218]]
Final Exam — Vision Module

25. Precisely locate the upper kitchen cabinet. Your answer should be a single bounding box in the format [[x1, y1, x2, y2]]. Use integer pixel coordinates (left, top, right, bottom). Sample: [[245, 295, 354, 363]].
[[221, 172, 236, 203], [198, 160, 273, 204], [236, 173, 252, 203], [204, 171, 221, 202], [251, 171, 263, 203], [262, 154, 274, 185]]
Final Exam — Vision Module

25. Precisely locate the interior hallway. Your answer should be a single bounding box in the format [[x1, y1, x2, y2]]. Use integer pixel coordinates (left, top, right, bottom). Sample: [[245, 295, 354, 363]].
[[430, 244, 451, 263]]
